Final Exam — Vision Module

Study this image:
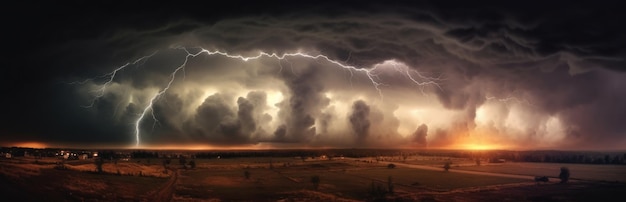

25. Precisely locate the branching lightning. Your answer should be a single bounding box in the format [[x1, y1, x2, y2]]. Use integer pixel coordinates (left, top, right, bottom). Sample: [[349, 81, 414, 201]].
[[485, 95, 533, 106], [72, 52, 158, 108], [81, 47, 443, 147], [383, 60, 445, 94]]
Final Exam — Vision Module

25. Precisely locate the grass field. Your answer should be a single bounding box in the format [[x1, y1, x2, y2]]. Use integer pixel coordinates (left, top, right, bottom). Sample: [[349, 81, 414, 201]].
[[173, 158, 530, 201], [1, 155, 625, 201], [454, 162, 626, 182], [0, 158, 166, 201]]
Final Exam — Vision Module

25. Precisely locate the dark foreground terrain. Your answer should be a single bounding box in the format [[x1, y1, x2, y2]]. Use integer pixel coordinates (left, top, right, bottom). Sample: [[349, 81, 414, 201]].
[[1, 149, 625, 201]]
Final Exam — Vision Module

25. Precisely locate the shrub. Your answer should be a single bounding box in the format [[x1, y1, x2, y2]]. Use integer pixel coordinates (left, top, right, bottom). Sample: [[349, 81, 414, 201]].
[[559, 167, 570, 183], [443, 162, 451, 172], [94, 158, 104, 173], [188, 160, 196, 169]]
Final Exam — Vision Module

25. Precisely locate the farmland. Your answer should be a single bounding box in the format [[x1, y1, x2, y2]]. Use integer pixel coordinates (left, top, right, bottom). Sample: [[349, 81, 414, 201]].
[[1, 149, 625, 201]]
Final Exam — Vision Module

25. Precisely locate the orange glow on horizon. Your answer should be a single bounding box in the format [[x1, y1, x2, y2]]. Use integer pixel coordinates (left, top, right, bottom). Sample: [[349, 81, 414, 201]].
[[457, 143, 504, 150], [130, 142, 343, 150], [7, 142, 49, 149], [429, 143, 512, 151], [430, 130, 518, 151], [132, 144, 258, 151]]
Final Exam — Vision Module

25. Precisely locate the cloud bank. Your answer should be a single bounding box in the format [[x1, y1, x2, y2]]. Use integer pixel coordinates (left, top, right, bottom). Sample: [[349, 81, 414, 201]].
[[3, 1, 625, 149]]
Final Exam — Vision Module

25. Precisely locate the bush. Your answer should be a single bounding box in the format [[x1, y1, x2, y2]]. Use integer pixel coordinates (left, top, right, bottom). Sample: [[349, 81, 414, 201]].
[[94, 158, 104, 173], [387, 163, 396, 169], [443, 162, 451, 172], [559, 167, 570, 183], [188, 160, 196, 169]]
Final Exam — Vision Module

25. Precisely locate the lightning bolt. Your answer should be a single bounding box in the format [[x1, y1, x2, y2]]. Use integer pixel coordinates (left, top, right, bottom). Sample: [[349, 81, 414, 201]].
[[382, 60, 445, 94], [71, 52, 158, 108], [81, 47, 443, 147], [485, 95, 533, 106]]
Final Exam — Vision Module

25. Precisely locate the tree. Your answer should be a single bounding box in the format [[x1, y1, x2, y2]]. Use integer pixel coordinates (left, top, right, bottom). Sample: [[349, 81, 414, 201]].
[[443, 162, 451, 172], [188, 160, 196, 169], [559, 167, 570, 183], [311, 175, 320, 190], [94, 158, 104, 173]]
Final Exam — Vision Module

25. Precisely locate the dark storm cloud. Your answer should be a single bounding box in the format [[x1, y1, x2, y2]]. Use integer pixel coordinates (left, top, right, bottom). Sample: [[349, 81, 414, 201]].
[[244, 91, 274, 137], [273, 124, 287, 140], [273, 64, 330, 142], [191, 93, 259, 144], [318, 110, 333, 135], [147, 91, 274, 145], [349, 100, 371, 142], [412, 124, 428, 147], [536, 69, 626, 146], [194, 94, 236, 134], [133, 93, 188, 144], [236, 97, 256, 136], [174, 3, 625, 148], [3, 1, 626, 149], [245, 91, 269, 115]]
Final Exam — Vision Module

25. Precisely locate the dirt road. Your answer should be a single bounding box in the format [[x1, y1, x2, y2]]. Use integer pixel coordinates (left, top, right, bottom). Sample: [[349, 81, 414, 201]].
[[345, 158, 538, 180], [152, 169, 178, 202]]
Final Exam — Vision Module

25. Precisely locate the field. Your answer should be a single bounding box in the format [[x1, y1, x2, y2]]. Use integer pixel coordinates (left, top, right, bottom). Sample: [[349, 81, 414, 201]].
[[1, 151, 625, 201], [454, 162, 626, 182]]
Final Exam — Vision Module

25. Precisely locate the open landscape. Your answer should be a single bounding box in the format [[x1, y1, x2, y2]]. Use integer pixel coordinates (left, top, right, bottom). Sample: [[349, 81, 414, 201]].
[[1, 148, 625, 201], [4, 2, 626, 202]]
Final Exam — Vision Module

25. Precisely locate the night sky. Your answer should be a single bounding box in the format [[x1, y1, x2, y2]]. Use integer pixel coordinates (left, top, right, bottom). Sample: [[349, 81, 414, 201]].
[[2, 1, 625, 150]]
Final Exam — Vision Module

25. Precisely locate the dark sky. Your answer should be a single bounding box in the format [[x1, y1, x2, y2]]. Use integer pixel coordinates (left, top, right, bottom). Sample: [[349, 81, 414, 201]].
[[2, 1, 625, 150]]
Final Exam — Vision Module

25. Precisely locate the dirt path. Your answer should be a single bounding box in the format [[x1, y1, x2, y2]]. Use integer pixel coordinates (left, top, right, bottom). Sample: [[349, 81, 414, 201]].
[[345, 158, 537, 180], [152, 169, 178, 202]]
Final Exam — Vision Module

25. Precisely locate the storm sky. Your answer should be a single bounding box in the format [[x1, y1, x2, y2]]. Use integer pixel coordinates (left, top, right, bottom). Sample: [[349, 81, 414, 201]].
[[2, 1, 625, 150]]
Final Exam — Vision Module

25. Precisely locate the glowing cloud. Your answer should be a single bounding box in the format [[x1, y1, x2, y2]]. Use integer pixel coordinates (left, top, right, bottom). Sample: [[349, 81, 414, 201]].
[[5, 2, 626, 150]]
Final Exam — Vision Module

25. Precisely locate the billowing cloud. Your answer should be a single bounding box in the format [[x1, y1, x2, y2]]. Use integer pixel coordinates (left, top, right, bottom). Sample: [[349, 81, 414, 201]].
[[3, 2, 625, 149], [412, 124, 428, 147], [349, 100, 371, 143]]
